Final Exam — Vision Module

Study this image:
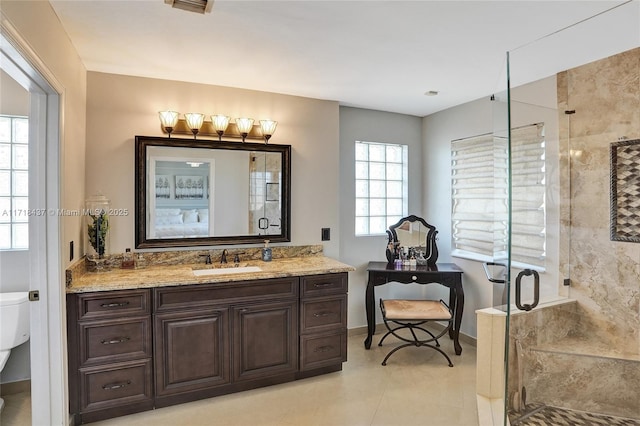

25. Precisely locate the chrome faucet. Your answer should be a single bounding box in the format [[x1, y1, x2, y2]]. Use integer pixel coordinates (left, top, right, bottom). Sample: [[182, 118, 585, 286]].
[[220, 249, 228, 264]]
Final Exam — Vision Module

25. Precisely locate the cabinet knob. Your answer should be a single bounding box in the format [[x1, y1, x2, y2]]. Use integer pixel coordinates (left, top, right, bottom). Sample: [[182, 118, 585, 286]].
[[313, 311, 332, 318], [412, 275, 417, 281]]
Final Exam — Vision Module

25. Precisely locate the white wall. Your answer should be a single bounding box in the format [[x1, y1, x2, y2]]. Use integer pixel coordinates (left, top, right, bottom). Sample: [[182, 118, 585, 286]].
[[339, 106, 423, 328], [423, 76, 560, 339]]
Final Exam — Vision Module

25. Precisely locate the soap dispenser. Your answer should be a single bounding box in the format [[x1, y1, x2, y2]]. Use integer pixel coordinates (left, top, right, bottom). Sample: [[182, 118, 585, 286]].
[[262, 240, 272, 262]]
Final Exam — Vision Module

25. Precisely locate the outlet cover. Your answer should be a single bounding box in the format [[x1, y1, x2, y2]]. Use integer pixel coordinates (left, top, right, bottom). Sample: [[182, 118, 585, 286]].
[[321, 228, 330, 241]]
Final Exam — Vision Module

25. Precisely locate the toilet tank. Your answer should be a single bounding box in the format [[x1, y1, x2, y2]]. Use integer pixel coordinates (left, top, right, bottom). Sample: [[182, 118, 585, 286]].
[[0, 292, 30, 350]]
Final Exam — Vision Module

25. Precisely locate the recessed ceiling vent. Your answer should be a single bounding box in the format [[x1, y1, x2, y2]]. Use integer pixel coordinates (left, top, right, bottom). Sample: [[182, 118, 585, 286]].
[[164, 0, 213, 14]]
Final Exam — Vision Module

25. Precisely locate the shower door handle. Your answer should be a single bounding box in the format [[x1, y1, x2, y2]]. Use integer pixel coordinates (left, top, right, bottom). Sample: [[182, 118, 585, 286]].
[[515, 269, 539, 311]]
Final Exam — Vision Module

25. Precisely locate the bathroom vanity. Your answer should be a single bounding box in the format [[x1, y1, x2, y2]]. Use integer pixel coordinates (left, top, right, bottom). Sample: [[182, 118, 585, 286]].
[[66, 255, 352, 424]]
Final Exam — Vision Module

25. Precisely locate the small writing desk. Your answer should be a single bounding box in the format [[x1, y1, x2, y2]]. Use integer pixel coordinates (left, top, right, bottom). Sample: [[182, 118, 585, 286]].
[[364, 261, 464, 355]]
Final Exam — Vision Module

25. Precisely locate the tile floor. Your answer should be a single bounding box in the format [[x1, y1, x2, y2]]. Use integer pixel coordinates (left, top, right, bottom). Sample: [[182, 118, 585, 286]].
[[1, 332, 479, 426]]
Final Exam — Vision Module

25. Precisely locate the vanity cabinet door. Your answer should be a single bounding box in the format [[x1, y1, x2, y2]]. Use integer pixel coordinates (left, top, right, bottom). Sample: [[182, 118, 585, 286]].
[[154, 307, 230, 397], [232, 300, 298, 382]]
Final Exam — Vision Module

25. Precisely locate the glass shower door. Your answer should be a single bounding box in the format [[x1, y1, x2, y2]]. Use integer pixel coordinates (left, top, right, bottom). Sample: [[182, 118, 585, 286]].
[[504, 2, 640, 424]]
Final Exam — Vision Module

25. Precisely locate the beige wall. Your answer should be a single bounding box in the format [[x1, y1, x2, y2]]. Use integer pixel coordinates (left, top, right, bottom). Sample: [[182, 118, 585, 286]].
[[85, 72, 341, 258], [558, 48, 640, 353], [2, 0, 87, 268]]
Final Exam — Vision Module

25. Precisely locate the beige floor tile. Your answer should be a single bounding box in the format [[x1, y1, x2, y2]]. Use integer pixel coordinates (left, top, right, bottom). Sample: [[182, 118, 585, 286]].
[[1, 334, 479, 426]]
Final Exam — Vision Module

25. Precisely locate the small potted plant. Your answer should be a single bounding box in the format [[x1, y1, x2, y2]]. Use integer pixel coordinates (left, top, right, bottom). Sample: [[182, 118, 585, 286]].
[[87, 209, 109, 258], [85, 194, 111, 269]]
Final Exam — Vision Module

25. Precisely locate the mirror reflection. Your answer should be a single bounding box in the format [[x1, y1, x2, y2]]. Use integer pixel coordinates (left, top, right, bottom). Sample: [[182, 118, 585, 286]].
[[135, 136, 291, 248], [386, 215, 438, 266]]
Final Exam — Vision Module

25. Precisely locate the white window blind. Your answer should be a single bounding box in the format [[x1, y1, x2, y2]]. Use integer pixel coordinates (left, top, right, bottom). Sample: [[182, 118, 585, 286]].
[[451, 124, 545, 268], [355, 141, 408, 236], [510, 124, 546, 267]]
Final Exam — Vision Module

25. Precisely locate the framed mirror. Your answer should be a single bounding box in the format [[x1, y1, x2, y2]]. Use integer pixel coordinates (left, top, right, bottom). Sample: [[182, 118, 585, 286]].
[[135, 135, 291, 248], [387, 215, 438, 265]]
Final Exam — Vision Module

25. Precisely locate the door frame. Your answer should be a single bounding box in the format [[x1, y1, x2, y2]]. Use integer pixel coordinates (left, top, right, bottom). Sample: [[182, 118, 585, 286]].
[[1, 15, 66, 425]]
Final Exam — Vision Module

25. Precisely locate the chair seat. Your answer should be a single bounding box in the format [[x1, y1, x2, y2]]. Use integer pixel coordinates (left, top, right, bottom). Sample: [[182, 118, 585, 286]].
[[381, 299, 452, 321]]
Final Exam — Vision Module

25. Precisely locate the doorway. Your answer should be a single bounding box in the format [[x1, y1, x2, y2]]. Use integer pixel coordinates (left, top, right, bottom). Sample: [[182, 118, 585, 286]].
[[1, 21, 65, 425]]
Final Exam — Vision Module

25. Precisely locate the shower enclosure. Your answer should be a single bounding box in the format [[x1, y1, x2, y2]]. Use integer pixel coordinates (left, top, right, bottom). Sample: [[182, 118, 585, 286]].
[[499, 2, 639, 424]]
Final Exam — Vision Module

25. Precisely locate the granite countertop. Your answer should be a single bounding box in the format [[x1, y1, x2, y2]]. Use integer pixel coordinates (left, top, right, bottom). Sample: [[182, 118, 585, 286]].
[[66, 255, 355, 293]]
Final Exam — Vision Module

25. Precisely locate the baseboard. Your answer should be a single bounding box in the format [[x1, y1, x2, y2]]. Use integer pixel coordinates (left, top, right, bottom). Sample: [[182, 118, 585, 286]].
[[0, 379, 30, 396]]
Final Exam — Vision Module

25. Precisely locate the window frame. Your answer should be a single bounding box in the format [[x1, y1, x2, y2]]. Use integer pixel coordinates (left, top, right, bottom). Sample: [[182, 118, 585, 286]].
[[355, 140, 408, 237], [0, 114, 29, 250]]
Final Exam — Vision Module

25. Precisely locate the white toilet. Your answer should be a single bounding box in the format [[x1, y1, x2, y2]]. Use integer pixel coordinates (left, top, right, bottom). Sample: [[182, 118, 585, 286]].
[[0, 292, 30, 412]]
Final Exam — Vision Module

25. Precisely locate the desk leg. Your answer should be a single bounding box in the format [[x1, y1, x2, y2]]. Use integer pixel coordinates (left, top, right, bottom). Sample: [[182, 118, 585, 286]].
[[364, 277, 376, 349], [452, 283, 464, 355]]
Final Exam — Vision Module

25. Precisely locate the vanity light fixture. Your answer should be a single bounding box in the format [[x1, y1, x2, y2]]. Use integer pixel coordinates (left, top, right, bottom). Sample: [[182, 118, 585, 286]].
[[157, 112, 274, 142], [236, 118, 254, 142], [158, 111, 179, 137], [259, 120, 278, 144], [184, 113, 205, 139], [211, 115, 231, 141], [186, 161, 203, 167]]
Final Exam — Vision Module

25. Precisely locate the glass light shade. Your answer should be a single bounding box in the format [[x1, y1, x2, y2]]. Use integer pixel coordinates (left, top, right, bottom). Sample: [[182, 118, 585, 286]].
[[235, 117, 254, 134], [211, 115, 231, 132], [185, 113, 205, 132], [158, 111, 179, 129], [259, 120, 278, 136]]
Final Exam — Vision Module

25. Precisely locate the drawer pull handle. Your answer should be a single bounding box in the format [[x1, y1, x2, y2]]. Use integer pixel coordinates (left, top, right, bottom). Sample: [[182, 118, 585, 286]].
[[314, 345, 334, 353], [102, 380, 131, 390], [313, 283, 334, 288], [100, 301, 130, 308], [101, 337, 131, 345], [313, 311, 332, 317]]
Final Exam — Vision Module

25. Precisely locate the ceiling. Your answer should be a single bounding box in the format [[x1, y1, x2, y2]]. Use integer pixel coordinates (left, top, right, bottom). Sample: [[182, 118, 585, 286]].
[[48, 0, 639, 117]]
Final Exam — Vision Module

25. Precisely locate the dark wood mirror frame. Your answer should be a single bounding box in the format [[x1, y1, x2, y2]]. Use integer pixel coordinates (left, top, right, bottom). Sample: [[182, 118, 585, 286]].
[[387, 215, 438, 265], [135, 135, 291, 249]]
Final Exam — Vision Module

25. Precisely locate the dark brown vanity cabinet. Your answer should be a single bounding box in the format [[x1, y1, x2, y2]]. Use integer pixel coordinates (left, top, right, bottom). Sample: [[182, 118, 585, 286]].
[[232, 300, 298, 382], [152, 277, 298, 407], [299, 274, 348, 371], [68, 272, 348, 423], [154, 307, 230, 399], [66, 289, 154, 424]]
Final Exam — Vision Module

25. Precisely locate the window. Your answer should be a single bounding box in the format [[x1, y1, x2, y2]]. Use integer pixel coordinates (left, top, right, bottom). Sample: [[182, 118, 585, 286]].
[[0, 115, 29, 250], [355, 141, 408, 236], [451, 123, 545, 269]]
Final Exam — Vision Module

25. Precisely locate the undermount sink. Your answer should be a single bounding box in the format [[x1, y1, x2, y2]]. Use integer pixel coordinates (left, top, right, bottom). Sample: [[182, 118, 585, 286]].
[[192, 265, 262, 276]]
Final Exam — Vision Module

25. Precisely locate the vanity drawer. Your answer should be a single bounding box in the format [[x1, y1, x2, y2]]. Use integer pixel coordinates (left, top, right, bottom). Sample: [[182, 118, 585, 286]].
[[300, 295, 347, 334], [79, 359, 153, 414], [76, 290, 151, 321], [300, 273, 348, 297], [300, 330, 347, 371], [79, 317, 152, 366], [154, 277, 298, 312]]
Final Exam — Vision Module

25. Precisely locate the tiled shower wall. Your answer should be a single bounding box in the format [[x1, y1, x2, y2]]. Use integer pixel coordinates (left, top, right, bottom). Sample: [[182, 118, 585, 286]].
[[557, 47, 640, 355]]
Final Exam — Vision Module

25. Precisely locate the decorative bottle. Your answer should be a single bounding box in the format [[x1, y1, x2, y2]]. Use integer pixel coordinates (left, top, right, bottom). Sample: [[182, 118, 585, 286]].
[[262, 240, 272, 262]]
